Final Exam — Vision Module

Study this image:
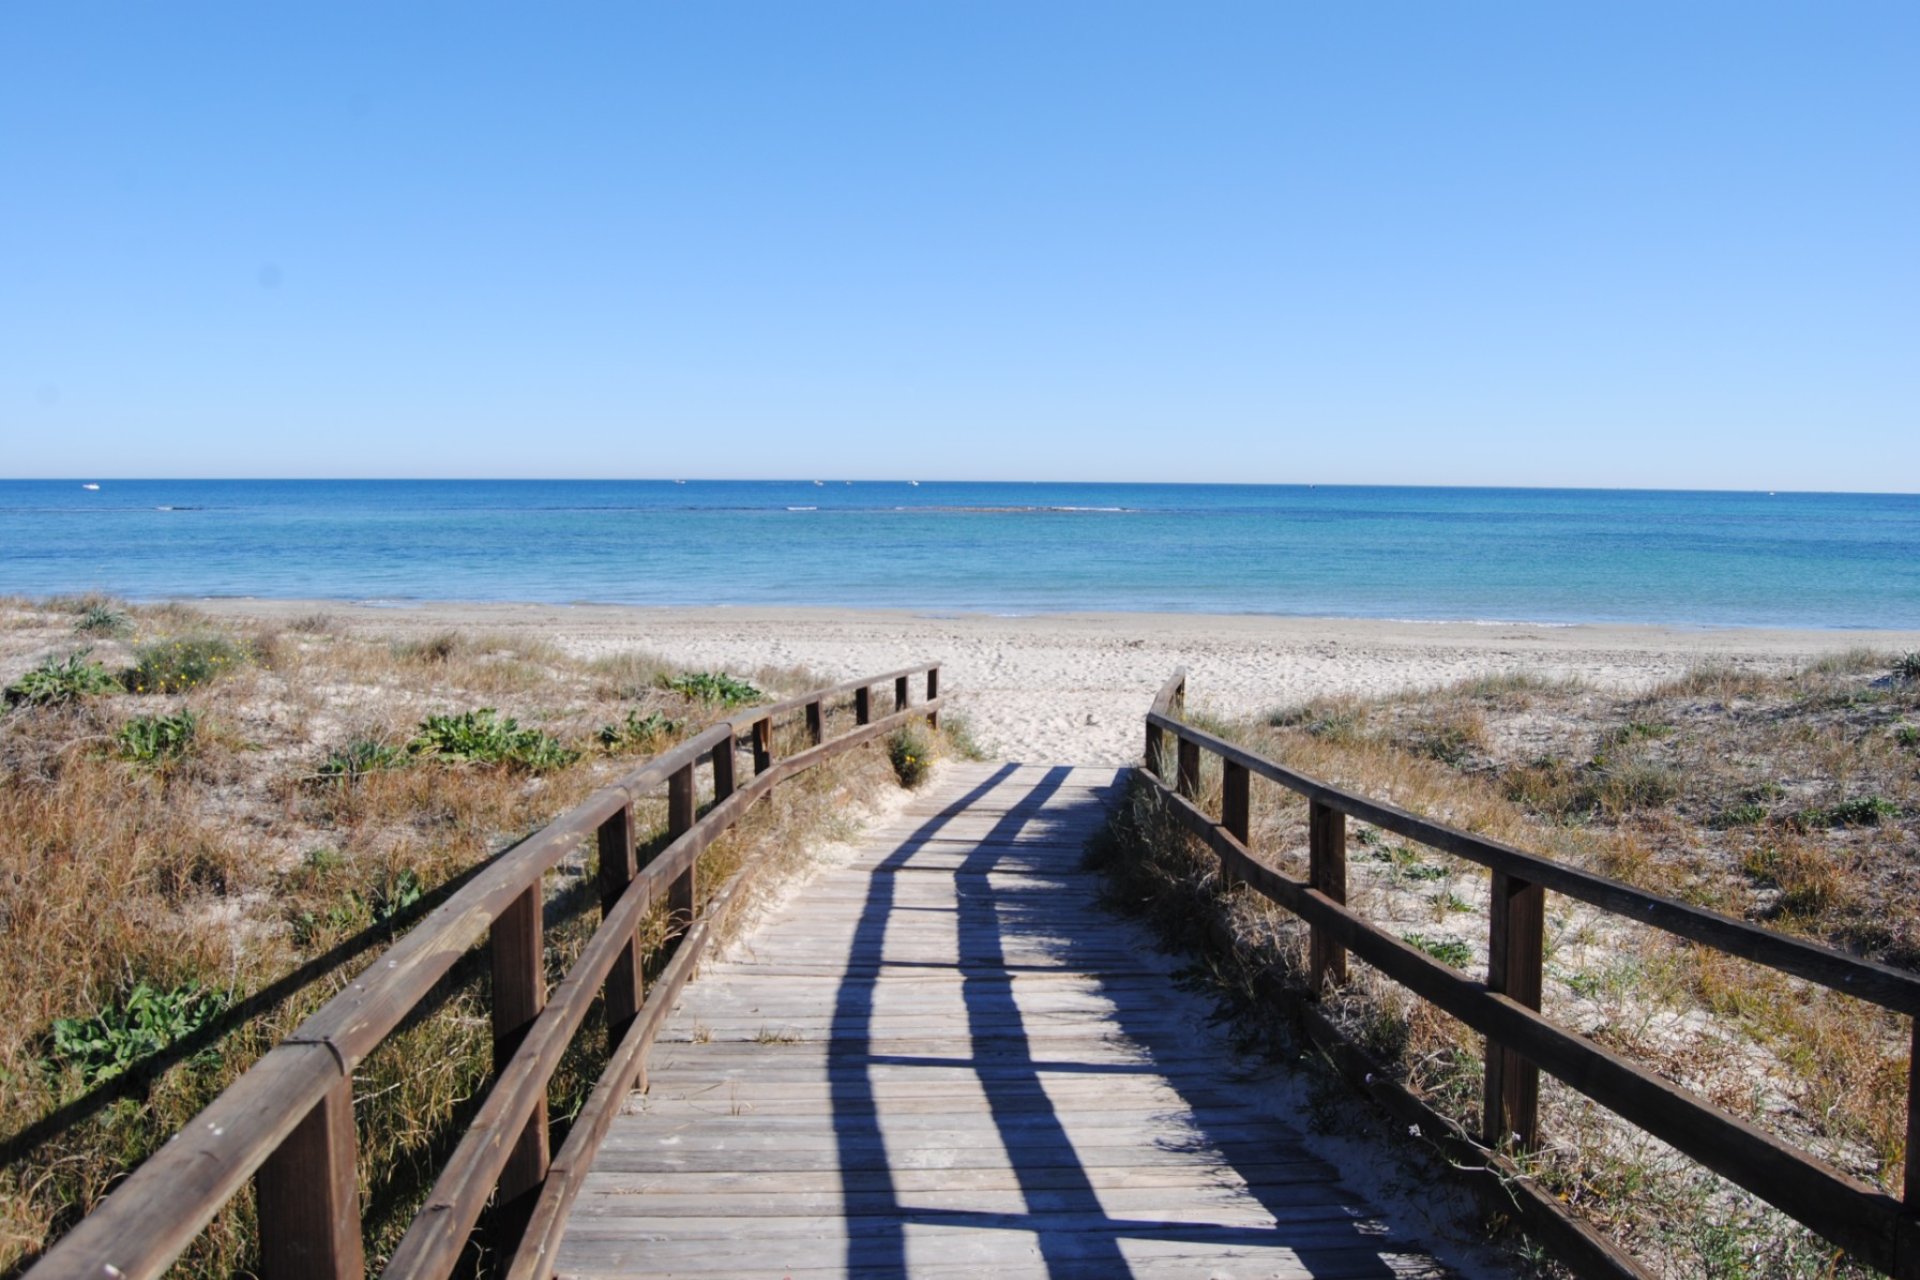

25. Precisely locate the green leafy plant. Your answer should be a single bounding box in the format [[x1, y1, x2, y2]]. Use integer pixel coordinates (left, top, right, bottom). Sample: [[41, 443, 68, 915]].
[[1401, 932, 1473, 969], [367, 868, 424, 923], [410, 709, 578, 772], [598, 709, 681, 752], [1894, 653, 1920, 683], [115, 710, 199, 764], [1825, 796, 1899, 828], [1709, 802, 1769, 830], [316, 737, 410, 782], [887, 726, 932, 789], [1897, 726, 1920, 749], [43, 981, 231, 1088], [123, 635, 246, 694], [662, 671, 764, 707], [72, 605, 132, 637], [5, 650, 122, 706]]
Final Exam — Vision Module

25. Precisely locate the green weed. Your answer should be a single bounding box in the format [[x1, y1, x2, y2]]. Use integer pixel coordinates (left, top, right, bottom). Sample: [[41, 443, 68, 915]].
[[42, 981, 231, 1089], [73, 605, 132, 637], [5, 650, 121, 706], [598, 709, 681, 752], [316, 737, 410, 782], [662, 671, 764, 706], [115, 710, 200, 764], [410, 709, 578, 772], [1401, 932, 1473, 968]]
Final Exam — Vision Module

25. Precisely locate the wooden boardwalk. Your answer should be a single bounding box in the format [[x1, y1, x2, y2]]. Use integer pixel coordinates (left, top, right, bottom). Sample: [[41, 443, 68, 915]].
[[556, 761, 1452, 1279]]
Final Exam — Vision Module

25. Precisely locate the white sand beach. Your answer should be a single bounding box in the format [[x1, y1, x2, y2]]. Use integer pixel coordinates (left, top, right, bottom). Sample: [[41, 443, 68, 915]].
[[200, 601, 1920, 765]]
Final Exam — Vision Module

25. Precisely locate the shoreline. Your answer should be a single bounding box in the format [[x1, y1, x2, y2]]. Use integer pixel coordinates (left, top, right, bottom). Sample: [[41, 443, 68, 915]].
[[195, 599, 1920, 765]]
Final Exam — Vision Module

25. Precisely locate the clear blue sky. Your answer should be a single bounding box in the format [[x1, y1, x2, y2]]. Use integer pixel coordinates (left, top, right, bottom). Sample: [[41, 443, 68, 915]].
[[3, 3, 1915, 488]]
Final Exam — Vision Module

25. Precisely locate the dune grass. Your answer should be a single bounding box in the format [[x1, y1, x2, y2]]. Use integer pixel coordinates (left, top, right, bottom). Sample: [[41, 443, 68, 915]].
[[1095, 654, 1917, 1278], [0, 597, 953, 1275]]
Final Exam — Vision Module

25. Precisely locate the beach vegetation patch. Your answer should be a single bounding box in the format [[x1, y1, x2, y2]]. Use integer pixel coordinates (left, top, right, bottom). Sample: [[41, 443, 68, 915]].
[[1895, 652, 1920, 683], [598, 708, 681, 753], [5, 649, 122, 706], [317, 736, 411, 782], [124, 634, 247, 694], [115, 709, 200, 765], [887, 726, 932, 789], [73, 603, 133, 637], [1400, 931, 1473, 969], [1409, 709, 1488, 766], [935, 711, 989, 761], [663, 670, 764, 707], [43, 980, 232, 1090], [409, 708, 578, 772]]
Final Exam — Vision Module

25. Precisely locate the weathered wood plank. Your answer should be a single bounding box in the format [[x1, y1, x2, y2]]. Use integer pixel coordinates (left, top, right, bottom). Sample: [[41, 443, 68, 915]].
[[552, 768, 1450, 1279]]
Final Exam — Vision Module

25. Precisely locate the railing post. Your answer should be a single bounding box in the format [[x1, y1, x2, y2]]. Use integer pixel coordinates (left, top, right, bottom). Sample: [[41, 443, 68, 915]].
[[1221, 760, 1249, 892], [805, 699, 824, 747], [895, 674, 909, 712], [854, 686, 871, 726], [491, 883, 549, 1216], [712, 727, 736, 801], [1176, 736, 1200, 800], [667, 761, 697, 932], [1145, 722, 1164, 778], [256, 1073, 364, 1280], [1906, 1019, 1917, 1212], [926, 666, 940, 730], [1308, 800, 1348, 992], [752, 716, 773, 775], [597, 804, 639, 1048], [1484, 870, 1546, 1150]]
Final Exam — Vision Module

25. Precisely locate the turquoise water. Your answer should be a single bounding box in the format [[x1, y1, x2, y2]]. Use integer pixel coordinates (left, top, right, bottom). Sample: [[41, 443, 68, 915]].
[[2, 480, 1917, 628]]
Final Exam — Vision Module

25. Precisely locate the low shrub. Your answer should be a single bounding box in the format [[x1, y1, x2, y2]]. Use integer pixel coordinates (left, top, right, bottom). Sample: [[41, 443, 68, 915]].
[[1401, 932, 1473, 969], [598, 709, 681, 752], [73, 604, 132, 637], [42, 981, 231, 1089], [1826, 796, 1900, 828], [888, 726, 932, 789], [410, 709, 578, 772], [663, 671, 764, 707], [115, 709, 200, 764], [5, 650, 122, 706], [124, 635, 247, 694], [1894, 652, 1920, 683], [316, 737, 410, 782]]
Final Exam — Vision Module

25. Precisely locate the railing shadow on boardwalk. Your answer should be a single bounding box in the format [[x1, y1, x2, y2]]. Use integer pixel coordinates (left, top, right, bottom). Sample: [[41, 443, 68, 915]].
[[827, 762, 1422, 1279]]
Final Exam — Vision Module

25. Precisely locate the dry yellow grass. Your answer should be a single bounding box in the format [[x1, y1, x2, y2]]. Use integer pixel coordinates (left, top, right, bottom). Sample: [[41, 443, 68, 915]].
[[0, 597, 942, 1275]]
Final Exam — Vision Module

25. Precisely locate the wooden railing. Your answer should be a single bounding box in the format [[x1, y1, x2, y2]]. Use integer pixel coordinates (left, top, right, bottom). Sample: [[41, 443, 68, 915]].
[[1142, 671, 1920, 1280], [29, 663, 943, 1280]]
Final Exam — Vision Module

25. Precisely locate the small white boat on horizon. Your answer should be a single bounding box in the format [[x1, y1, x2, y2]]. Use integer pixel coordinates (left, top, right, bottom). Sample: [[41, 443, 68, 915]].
[[82, 483, 100, 490]]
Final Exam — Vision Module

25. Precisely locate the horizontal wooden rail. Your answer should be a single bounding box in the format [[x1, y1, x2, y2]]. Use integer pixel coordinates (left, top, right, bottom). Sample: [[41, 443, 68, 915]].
[[1144, 708, 1920, 1017], [29, 663, 942, 1280], [1141, 674, 1919, 1280]]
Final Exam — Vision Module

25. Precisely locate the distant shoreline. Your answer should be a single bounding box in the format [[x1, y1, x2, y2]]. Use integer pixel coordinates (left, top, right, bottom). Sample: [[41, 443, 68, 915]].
[[196, 599, 1920, 765]]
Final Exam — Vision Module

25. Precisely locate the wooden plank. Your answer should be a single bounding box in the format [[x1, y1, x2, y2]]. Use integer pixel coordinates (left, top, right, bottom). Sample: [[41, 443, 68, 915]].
[[596, 806, 640, 1047], [1308, 800, 1347, 992], [256, 1077, 364, 1280], [491, 884, 550, 1216], [1484, 870, 1544, 1150], [552, 766, 1448, 1280]]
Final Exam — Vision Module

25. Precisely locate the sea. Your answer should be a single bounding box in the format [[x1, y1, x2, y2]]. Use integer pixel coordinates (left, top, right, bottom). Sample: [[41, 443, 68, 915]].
[[2, 480, 1917, 629]]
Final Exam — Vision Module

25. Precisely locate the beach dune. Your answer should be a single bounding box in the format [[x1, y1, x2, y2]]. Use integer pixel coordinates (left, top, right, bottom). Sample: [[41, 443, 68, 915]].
[[200, 601, 1920, 764]]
